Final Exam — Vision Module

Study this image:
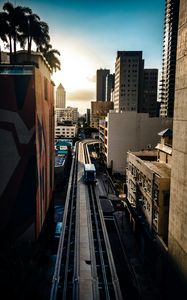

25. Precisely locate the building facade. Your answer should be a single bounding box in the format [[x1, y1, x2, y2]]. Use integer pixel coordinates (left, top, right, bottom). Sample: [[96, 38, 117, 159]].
[[126, 129, 172, 244], [141, 69, 159, 117], [105, 73, 115, 102], [55, 107, 78, 125], [56, 83, 66, 109], [55, 124, 78, 138], [91, 101, 113, 129], [168, 0, 187, 294], [114, 51, 144, 112], [0, 52, 54, 242], [159, 0, 180, 117], [99, 111, 172, 174], [96, 69, 110, 101]]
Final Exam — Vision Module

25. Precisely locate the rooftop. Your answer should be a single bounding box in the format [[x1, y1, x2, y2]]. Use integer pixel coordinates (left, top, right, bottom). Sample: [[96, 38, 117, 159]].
[[144, 161, 171, 178]]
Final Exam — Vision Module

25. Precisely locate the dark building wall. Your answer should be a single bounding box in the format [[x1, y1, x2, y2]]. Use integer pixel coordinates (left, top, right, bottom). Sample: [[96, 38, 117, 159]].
[[0, 60, 54, 243], [0, 69, 36, 243], [139, 69, 158, 117], [96, 69, 110, 101], [35, 67, 54, 237]]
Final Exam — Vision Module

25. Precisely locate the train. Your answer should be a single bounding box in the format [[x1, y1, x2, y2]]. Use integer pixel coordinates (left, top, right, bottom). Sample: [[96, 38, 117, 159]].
[[83, 163, 97, 183]]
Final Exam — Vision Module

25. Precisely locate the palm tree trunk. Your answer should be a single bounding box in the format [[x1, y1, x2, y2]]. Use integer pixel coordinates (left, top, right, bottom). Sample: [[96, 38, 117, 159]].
[[13, 32, 17, 63], [9, 35, 13, 63]]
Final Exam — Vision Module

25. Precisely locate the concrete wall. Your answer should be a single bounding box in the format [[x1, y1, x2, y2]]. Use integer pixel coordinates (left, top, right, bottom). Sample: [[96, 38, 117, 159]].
[[168, 0, 187, 285], [0, 56, 54, 242], [106, 111, 172, 173]]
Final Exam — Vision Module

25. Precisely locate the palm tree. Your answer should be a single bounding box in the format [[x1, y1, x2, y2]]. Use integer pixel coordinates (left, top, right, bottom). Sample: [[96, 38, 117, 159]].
[[2, 2, 31, 62], [0, 2, 61, 70], [41, 43, 61, 72], [20, 11, 50, 56], [0, 11, 8, 44]]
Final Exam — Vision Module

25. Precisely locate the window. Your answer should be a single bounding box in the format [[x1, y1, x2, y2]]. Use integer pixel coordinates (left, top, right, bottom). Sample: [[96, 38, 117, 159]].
[[44, 77, 48, 101]]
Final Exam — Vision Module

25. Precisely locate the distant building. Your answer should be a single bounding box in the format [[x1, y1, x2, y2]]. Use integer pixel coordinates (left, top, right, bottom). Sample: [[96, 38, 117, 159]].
[[0, 51, 10, 63], [86, 108, 91, 126], [114, 51, 144, 112], [141, 69, 159, 117], [96, 69, 110, 101], [91, 101, 113, 129], [56, 83, 66, 108], [99, 111, 172, 174], [56, 107, 78, 125], [105, 73, 115, 102], [55, 124, 78, 138], [0, 51, 54, 242], [159, 0, 180, 117]]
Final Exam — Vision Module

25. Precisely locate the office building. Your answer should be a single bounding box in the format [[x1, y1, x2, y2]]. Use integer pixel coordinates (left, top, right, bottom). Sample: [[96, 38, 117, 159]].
[[141, 69, 159, 117], [99, 111, 172, 174], [91, 101, 113, 129], [159, 0, 180, 117], [55, 107, 78, 125], [55, 124, 78, 139], [114, 51, 144, 112], [56, 83, 66, 108], [105, 73, 115, 101], [96, 69, 110, 101]]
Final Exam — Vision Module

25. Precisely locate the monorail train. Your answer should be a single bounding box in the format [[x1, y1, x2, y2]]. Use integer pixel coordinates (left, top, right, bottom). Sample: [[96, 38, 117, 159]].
[[83, 163, 97, 183]]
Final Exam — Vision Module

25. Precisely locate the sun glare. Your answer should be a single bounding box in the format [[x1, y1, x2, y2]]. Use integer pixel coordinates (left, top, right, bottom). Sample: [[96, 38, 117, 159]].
[[52, 47, 95, 93]]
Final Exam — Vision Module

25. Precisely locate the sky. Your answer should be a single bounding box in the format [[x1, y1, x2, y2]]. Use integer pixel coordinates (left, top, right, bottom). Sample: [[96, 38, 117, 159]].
[[0, 0, 165, 114]]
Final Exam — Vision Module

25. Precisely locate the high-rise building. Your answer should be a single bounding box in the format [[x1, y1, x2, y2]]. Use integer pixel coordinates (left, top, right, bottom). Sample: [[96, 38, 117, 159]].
[[114, 51, 144, 112], [168, 0, 187, 295], [91, 101, 113, 129], [141, 69, 159, 117], [96, 69, 110, 101], [159, 0, 180, 117], [56, 83, 66, 108], [105, 73, 115, 101]]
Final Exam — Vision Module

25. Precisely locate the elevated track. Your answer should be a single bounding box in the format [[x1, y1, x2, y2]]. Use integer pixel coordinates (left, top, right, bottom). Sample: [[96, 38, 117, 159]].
[[50, 140, 123, 300]]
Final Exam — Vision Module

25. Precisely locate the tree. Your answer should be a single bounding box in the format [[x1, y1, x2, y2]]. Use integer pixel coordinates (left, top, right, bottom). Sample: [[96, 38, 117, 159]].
[[2, 2, 31, 62], [0, 2, 61, 72], [0, 11, 8, 44], [41, 43, 61, 72], [20, 12, 50, 56]]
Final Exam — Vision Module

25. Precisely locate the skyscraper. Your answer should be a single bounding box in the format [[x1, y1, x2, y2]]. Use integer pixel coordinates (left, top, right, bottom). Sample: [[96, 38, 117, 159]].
[[96, 69, 110, 101], [159, 0, 180, 117], [56, 83, 66, 108], [141, 69, 159, 117], [114, 51, 144, 112], [105, 73, 115, 101]]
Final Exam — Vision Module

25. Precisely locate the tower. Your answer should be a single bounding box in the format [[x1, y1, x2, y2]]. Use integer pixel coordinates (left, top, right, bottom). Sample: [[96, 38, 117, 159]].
[[114, 51, 144, 112], [56, 83, 66, 109], [96, 69, 110, 101], [159, 0, 180, 117]]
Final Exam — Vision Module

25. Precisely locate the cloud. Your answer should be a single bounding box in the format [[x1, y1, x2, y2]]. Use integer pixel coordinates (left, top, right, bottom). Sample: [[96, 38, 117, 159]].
[[67, 89, 95, 101], [86, 74, 96, 83]]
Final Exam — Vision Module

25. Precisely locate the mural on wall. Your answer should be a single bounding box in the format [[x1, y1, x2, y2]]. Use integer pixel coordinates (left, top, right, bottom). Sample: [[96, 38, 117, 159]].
[[0, 66, 54, 242]]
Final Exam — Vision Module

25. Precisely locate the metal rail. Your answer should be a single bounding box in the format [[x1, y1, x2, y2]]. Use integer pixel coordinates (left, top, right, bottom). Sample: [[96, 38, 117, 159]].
[[50, 141, 123, 300], [84, 143, 123, 300], [50, 142, 79, 300]]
